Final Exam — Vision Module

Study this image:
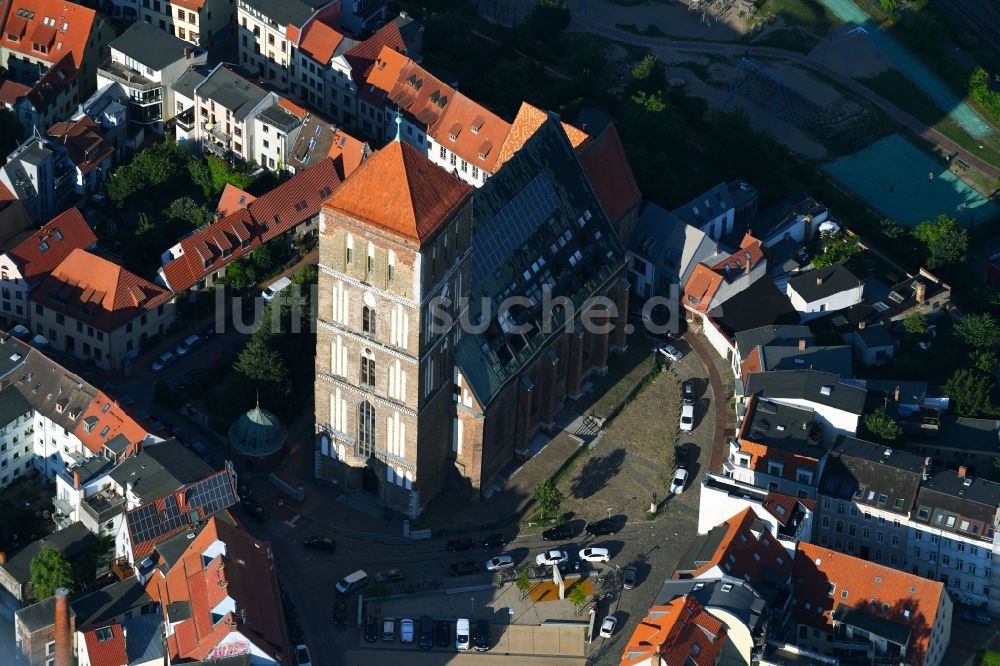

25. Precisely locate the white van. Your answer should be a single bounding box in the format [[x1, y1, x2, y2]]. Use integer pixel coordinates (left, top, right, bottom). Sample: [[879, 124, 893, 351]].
[[456, 618, 471, 651], [335, 569, 368, 595], [262, 277, 293, 303]]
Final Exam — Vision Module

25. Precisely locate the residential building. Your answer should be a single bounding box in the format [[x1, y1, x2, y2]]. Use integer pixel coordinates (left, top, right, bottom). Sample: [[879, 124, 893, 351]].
[[292, 14, 356, 111], [743, 369, 867, 443], [193, 64, 273, 161], [847, 323, 896, 365], [628, 202, 720, 301], [170, 65, 209, 146], [732, 324, 814, 377], [152, 516, 290, 664], [0, 522, 97, 604], [0, 0, 116, 93], [788, 541, 952, 666], [72, 82, 130, 162], [844, 267, 951, 330], [702, 277, 799, 360], [698, 474, 814, 553], [4, 53, 80, 136], [253, 99, 303, 170], [572, 122, 642, 247], [138, 0, 233, 47], [903, 417, 999, 477], [621, 594, 728, 666], [907, 468, 1000, 613], [814, 436, 926, 565], [97, 22, 208, 134], [238, 0, 335, 88], [339, 0, 387, 35], [671, 179, 758, 242], [0, 206, 97, 324], [46, 117, 115, 195], [30, 249, 175, 371], [745, 192, 826, 248], [739, 340, 853, 386], [1, 133, 77, 222], [787, 265, 864, 321], [314, 118, 629, 517], [107, 439, 214, 511], [78, 614, 164, 666]]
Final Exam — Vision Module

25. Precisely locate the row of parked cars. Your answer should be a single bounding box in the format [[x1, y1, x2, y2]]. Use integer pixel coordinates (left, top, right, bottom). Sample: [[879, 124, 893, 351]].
[[151, 325, 215, 372], [363, 615, 491, 652]]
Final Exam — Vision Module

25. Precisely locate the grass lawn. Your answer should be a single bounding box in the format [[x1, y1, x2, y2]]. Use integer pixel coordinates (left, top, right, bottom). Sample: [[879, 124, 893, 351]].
[[982, 650, 1000, 666], [583, 341, 657, 420]]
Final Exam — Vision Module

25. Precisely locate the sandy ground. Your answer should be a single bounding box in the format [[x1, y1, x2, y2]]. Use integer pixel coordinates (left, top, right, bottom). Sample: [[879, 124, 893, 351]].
[[574, 0, 759, 40]]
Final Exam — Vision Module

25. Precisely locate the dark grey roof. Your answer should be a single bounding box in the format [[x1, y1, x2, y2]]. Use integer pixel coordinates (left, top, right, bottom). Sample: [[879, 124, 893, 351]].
[[735, 325, 814, 356], [104, 433, 131, 456], [832, 605, 911, 646], [852, 324, 894, 349], [195, 66, 269, 120], [675, 524, 728, 573], [15, 596, 76, 632], [630, 202, 719, 286], [172, 66, 209, 98], [743, 398, 825, 457], [72, 454, 115, 486], [453, 116, 627, 407], [819, 436, 924, 514], [109, 22, 190, 72], [934, 418, 1000, 453], [747, 192, 827, 243], [671, 181, 735, 229], [745, 369, 867, 415], [287, 114, 337, 172], [123, 613, 164, 664], [788, 265, 861, 303], [2, 522, 97, 585], [653, 576, 766, 632], [0, 384, 32, 425], [759, 344, 853, 379], [166, 600, 192, 621], [917, 470, 1000, 529], [109, 439, 214, 503], [0, 335, 30, 380], [708, 278, 800, 340], [154, 523, 208, 570], [12, 349, 98, 431], [258, 104, 301, 133], [859, 380, 928, 405], [240, 0, 319, 27], [72, 578, 152, 630]]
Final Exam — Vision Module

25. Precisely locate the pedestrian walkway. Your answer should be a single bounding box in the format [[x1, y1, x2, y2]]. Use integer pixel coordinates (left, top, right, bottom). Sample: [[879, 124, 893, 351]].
[[682, 332, 730, 472]]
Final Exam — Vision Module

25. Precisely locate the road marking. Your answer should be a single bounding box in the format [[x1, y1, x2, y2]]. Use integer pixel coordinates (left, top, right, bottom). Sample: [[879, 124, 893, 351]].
[[285, 514, 301, 528]]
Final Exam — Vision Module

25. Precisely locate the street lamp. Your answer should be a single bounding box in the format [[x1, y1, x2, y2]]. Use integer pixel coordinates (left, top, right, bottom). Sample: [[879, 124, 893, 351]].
[[607, 507, 612, 520]]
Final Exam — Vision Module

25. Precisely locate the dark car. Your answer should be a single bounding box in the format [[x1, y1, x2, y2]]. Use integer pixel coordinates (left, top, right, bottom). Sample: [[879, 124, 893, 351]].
[[622, 567, 637, 590], [481, 533, 507, 549], [303, 535, 336, 552], [682, 380, 695, 404], [287, 621, 303, 644], [364, 615, 378, 643], [237, 482, 252, 500], [374, 568, 405, 583], [242, 499, 269, 523], [436, 620, 451, 647], [963, 610, 991, 626], [418, 615, 434, 649], [542, 524, 574, 541], [473, 619, 491, 652], [447, 537, 475, 552], [449, 560, 480, 576], [333, 601, 348, 627], [675, 444, 690, 469], [585, 518, 620, 537]]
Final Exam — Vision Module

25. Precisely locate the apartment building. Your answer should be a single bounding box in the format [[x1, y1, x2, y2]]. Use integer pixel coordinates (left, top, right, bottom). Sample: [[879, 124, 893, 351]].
[[193, 64, 272, 162], [0, 135, 77, 222], [46, 117, 115, 195], [743, 369, 867, 443], [238, 0, 335, 88], [3, 54, 80, 136], [138, 0, 233, 46]]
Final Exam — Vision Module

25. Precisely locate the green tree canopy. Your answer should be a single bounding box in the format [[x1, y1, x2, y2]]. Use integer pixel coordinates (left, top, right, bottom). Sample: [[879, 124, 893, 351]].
[[534, 479, 563, 519], [914, 215, 968, 269], [30, 548, 74, 599], [292, 264, 318, 286], [945, 368, 996, 418], [863, 409, 902, 443], [233, 334, 290, 397], [568, 584, 588, 607], [224, 259, 256, 291], [955, 313, 1000, 350], [903, 313, 928, 336], [813, 232, 861, 268], [166, 196, 212, 229]]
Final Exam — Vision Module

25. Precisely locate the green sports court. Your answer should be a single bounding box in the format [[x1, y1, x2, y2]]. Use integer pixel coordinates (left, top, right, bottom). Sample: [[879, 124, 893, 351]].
[[823, 133, 1000, 228]]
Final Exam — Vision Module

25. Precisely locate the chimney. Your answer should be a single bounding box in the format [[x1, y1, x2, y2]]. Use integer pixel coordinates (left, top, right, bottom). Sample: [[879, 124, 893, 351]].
[[54, 587, 71, 666], [858, 321, 866, 330], [0, 551, 6, 565], [915, 281, 926, 303], [894, 385, 901, 403], [816, 275, 825, 286], [958, 466, 967, 479], [798, 339, 807, 351], [72, 469, 80, 490]]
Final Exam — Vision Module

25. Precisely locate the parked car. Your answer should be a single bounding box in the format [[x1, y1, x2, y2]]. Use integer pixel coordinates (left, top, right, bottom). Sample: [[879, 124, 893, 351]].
[[151, 352, 175, 372], [447, 537, 475, 552], [456, 618, 471, 651], [481, 533, 507, 549], [682, 380, 695, 403], [302, 535, 335, 552], [374, 567, 405, 583], [242, 499, 269, 523], [542, 524, 574, 541], [536, 550, 569, 566], [382, 618, 396, 641], [585, 518, 620, 536], [655, 343, 683, 361], [237, 482, 252, 500], [436, 620, 451, 647], [287, 621, 303, 644], [175, 334, 200, 356], [449, 560, 480, 576], [670, 468, 689, 495], [294, 644, 312, 666], [674, 444, 690, 469], [963, 610, 991, 626], [474, 619, 491, 652], [262, 276, 293, 303], [400, 618, 414, 644], [622, 567, 637, 590], [418, 615, 434, 649], [485, 555, 514, 571], [364, 615, 378, 642], [333, 601, 348, 627], [579, 547, 611, 563], [599, 615, 618, 638], [679, 404, 694, 431]]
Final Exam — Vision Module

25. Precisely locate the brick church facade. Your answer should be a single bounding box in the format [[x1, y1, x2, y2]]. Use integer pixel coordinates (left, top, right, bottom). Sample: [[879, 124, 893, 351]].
[[314, 117, 633, 517]]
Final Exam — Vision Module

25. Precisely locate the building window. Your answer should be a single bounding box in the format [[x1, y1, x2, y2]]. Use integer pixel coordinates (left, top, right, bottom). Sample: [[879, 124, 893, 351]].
[[346, 233, 353, 265], [362, 306, 376, 335], [357, 401, 375, 457], [360, 350, 375, 387]]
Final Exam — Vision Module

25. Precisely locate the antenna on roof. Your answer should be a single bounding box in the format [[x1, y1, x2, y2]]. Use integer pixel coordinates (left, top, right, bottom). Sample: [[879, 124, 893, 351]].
[[394, 106, 402, 143]]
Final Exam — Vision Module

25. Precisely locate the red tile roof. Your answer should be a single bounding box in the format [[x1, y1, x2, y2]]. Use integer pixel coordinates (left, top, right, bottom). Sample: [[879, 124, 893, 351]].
[[344, 20, 408, 93], [683, 233, 764, 313], [496, 101, 589, 169], [577, 123, 641, 222], [298, 19, 345, 65], [82, 623, 127, 666], [32, 249, 172, 332], [73, 391, 148, 455], [793, 542, 945, 666], [324, 140, 471, 245], [25, 53, 78, 113], [0, 0, 98, 68], [327, 128, 367, 180], [158, 517, 290, 665], [762, 491, 814, 527], [215, 183, 256, 218], [8, 207, 96, 286], [161, 158, 341, 293], [621, 595, 726, 666], [0, 79, 31, 107], [47, 115, 113, 174]]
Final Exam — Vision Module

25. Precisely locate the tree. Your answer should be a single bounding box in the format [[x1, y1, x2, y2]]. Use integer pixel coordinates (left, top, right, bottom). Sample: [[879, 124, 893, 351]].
[[879, 0, 900, 14], [568, 584, 588, 609], [233, 334, 290, 396], [250, 244, 272, 272], [368, 582, 390, 599], [167, 196, 211, 228], [813, 232, 861, 268], [534, 479, 563, 519], [516, 569, 531, 600], [955, 313, 1000, 350], [903, 313, 928, 336], [30, 548, 74, 599], [945, 368, 996, 418], [224, 259, 256, 291], [292, 264, 318, 286], [863, 409, 902, 443], [914, 215, 968, 269]]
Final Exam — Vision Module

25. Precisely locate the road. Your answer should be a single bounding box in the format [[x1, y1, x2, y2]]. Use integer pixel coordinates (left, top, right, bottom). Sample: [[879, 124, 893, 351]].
[[569, 16, 1000, 179]]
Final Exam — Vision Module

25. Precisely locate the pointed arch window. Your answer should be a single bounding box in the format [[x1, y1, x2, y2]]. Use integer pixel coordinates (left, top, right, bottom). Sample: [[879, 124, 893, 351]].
[[357, 401, 375, 457], [360, 349, 375, 388], [362, 305, 376, 335]]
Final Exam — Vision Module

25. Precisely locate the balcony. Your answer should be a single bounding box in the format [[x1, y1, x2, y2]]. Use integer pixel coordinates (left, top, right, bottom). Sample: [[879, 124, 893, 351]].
[[175, 108, 195, 132], [98, 60, 159, 92], [82, 490, 125, 525]]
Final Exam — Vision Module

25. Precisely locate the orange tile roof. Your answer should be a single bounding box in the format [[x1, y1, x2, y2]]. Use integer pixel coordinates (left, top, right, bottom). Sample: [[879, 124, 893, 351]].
[[325, 140, 472, 245], [621, 595, 726, 666], [0, 0, 97, 68], [276, 96, 308, 119], [793, 542, 945, 666], [683, 233, 764, 312], [82, 623, 127, 666], [8, 207, 96, 286], [171, 0, 207, 12], [32, 249, 172, 332], [0, 182, 14, 201], [344, 21, 408, 91], [215, 183, 256, 218], [740, 345, 763, 384], [0, 79, 31, 107], [577, 123, 641, 222], [495, 101, 589, 169], [158, 517, 290, 664], [431, 91, 510, 172], [327, 128, 367, 180], [298, 19, 345, 65], [678, 507, 792, 586], [73, 391, 148, 455], [47, 115, 113, 174]]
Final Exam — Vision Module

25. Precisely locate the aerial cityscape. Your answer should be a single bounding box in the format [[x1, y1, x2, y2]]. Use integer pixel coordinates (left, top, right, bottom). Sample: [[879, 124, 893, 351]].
[[1, 0, 1000, 664]]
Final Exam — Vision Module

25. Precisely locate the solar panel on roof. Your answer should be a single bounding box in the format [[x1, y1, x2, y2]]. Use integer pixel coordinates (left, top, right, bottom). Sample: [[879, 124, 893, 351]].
[[185, 472, 236, 517]]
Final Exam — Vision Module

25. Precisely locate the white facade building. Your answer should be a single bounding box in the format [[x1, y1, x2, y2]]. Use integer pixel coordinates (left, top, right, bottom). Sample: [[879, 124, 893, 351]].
[[786, 265, 863, 321]]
